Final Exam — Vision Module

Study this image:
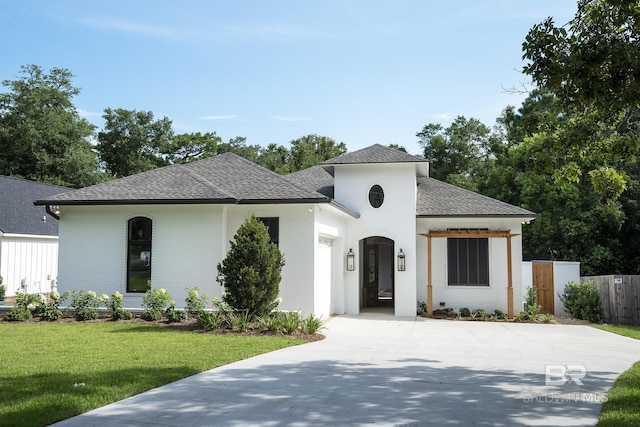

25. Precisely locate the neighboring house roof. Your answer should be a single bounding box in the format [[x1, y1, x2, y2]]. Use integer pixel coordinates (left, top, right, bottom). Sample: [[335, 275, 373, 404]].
[[321, 144, 428, 165], [0, 176, 68, 236], [34, 153, 361, 217], [416, 177, 536, 218]]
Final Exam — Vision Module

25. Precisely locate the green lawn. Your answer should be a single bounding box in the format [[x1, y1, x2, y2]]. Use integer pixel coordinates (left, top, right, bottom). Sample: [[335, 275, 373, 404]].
[[592, 324, 640, 426], [0, 321, 305, 427]]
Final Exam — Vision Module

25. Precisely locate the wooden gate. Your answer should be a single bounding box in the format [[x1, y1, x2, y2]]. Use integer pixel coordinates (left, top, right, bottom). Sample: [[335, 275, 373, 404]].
[[532, 261, 554, 314]]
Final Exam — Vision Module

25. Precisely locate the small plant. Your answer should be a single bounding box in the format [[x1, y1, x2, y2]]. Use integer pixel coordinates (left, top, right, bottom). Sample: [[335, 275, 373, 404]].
[[185, 286, 208, 317], [516, 311, 529, 321], [66, 290, 102, 321], [475, 309, 488, 320], [165, 301, 187, 323], [280, 311, 302, 334], [524, 287, 542, 321], [0, 275, 5, 302], [301, 314, 324, 334], [228, 310, 252, 331], [39, 289, 64, 321], [417, 301, 427, 316], [459, 307, 471, 317], [541, 313, 554, 323], [493, 309, 505, 320], [559, 281, 605, 323], [258, 312, 283, 332], [141, 288, 172, 321], [197, 310, 223, 330], [107, 291, 133, 320]]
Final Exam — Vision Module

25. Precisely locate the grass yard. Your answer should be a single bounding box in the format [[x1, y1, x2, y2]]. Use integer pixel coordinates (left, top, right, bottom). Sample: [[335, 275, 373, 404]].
[[592, 324, 640, 426], [0, 321, 306, 427]]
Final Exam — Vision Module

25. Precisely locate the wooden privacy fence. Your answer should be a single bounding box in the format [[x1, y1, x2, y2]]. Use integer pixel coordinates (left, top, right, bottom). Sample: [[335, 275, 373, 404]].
[[581, 275, 640, 326]]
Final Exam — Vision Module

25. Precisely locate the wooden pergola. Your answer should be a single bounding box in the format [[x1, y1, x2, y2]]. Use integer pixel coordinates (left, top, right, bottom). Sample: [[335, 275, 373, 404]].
[[419, 229, 520, 318]]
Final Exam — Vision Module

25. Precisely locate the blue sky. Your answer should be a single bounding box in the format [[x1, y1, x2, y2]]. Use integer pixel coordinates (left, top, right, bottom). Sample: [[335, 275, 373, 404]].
[[1, 1, 576, 154]]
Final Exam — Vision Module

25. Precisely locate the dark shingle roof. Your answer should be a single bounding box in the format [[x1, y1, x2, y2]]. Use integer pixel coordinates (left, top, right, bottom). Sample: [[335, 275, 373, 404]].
[[416, 177, 536, 218], [36, 153, 330, 205], [287, 166, 334, 198], [0, 176, 68, 235], [321, 144, 427, 165]]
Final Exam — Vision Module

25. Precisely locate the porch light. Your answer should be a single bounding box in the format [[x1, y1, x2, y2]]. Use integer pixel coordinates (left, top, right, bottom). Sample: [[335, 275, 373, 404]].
[[397, 249, 406, 271], [346, 249, 355, 271]]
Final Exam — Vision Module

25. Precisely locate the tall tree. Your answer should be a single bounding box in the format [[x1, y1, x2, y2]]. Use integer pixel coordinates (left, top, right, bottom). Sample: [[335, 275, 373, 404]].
[[288, 134, 347, 172], [96, 108, 173, 178], [0, 65, 100, 187], [257, 143, 291, 174], [522, 0, 640, 186], [166, 132, 221, 164], [416, 116, 493, 189]]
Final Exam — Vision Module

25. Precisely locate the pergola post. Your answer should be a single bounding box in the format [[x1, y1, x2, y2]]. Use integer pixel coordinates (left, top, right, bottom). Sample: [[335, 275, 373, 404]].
[[507, 234, 514, 318], [427, 235, 433, 316]]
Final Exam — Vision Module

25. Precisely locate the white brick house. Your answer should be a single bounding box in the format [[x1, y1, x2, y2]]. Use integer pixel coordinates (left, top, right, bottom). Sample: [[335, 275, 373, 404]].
[[36, 145, 536, 317]]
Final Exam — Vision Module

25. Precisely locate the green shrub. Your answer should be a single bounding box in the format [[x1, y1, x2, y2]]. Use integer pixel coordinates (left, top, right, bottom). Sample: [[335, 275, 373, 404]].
[[4, 292, 42, 321], [5, 307, 32, 321], [475, 309, 488, 320], [66, 290, 103, 321], [227, 310, 252, 332], [107, 291, 133, 320], [141, 288, 172, 321], [417, 301, 427, 316], [197, 310, 223, 330], [217, 215, 285, 319], [0, 275, 5, 301], [185, 286, 208, 317], [165, 302, 187, 323], [279, 311, 302, 334], [459, 307, 471, 317], [493, 309, 505, 320], [301, 314, 324, 334], [559, 281, 605, 323], [541, 313, 554, 323], [39, 289, 64, 321], [524, 287, 542, 320]]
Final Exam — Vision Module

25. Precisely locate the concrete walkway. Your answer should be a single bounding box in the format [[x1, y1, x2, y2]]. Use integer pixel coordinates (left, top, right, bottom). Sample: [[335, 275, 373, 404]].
[[52, 315, 640, 427]]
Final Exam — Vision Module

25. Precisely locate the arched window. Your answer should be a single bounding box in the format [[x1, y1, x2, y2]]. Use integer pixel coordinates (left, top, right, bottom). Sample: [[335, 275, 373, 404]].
[[127, 217, 152, 293]]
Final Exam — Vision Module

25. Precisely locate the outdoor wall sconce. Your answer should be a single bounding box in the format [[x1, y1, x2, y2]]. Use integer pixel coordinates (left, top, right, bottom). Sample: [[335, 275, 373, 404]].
[[346, 249, 355, 271], [397, 249, 406, 271]]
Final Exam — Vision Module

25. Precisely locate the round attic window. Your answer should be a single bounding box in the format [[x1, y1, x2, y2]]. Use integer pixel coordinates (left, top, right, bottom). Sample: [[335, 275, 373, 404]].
[[369, 185, 384, 208]]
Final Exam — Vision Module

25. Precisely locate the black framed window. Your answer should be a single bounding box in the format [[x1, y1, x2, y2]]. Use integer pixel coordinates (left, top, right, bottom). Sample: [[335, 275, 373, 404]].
[[127, 217, 152, 293], [447, 238, 489, 286], [257, 217, 279, 246]]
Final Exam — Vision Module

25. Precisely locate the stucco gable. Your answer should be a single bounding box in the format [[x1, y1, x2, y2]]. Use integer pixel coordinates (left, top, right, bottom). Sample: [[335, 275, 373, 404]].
[[0, 175, 67, 235]]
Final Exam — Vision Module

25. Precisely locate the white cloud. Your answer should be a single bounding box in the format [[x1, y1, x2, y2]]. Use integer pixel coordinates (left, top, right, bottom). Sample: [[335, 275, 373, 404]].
[[269, 115, 311, 122], [200, 115, 238, 120], [77, 108, 102, 117], [76, 18, 203, 42]]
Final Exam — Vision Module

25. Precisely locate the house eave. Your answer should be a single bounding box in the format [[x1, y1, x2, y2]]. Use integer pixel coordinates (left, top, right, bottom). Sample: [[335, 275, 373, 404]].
[[416, 214, 538, 219]]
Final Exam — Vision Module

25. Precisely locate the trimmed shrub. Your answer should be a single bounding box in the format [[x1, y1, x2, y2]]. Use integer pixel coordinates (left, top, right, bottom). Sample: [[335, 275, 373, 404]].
[[66, 290, 102, 321], [559, 281, 605, 323], [217, 214, 285, 318], [459, 307, 471, 317]]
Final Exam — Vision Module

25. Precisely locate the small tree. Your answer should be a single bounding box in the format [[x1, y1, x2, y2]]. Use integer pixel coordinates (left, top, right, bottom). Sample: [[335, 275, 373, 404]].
[[217, 215, 284, 318], [560, 281, 605, 323]]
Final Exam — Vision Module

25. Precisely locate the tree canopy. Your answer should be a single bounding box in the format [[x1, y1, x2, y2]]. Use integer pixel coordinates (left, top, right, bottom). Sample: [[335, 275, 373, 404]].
[[0, 65, 101, 188]]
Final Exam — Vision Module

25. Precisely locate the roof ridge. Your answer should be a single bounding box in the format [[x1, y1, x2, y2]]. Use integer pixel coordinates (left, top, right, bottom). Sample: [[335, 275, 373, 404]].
[[181, 161, 236, 200], [220, 152, 331, 200]]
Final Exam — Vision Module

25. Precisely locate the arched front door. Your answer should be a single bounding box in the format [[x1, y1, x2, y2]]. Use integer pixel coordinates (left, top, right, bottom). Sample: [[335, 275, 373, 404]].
[[360, 236, 394, 308]]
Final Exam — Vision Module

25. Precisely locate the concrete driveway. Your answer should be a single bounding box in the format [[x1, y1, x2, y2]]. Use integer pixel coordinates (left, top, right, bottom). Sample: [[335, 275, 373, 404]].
[[52, 314, 640, 427]]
